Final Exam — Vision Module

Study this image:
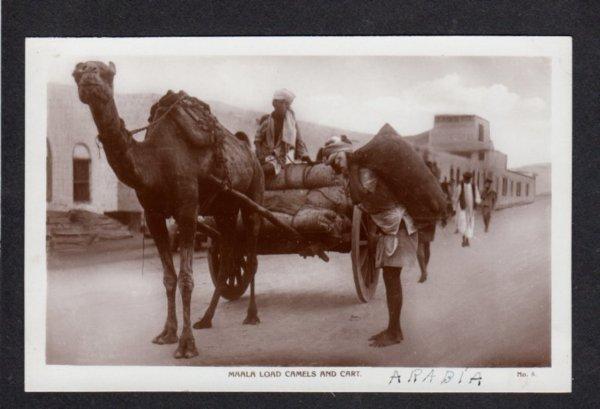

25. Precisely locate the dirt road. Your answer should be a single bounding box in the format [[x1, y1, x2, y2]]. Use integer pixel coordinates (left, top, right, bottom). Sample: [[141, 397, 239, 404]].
[[47, 196, 550, 367]]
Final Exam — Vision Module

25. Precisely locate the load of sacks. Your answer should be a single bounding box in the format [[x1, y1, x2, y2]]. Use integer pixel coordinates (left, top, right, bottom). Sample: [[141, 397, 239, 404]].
[[260, 135, 355, 240], [262, 162, 353, 239]]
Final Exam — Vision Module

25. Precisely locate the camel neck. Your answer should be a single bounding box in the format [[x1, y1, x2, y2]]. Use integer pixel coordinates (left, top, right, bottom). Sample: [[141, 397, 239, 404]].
[[90, 99, 125, 142], [89, 99, 145, 189]]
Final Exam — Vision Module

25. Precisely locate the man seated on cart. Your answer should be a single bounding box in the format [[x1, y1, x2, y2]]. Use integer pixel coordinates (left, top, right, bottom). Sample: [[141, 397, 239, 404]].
[[328, 150, 418, 347], [254, 88, 311, 177]]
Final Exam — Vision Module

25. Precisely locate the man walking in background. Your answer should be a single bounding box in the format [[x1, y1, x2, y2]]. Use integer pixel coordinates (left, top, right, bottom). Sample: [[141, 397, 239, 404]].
[[415, 160, 440, 283], [480, 178, 498, 232], [457, 172, 481, 247], [451, 176, 461, 234]]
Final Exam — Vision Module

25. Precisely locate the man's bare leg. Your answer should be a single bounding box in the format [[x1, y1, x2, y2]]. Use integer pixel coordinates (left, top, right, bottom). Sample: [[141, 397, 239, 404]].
[[417, 241, 428, 283], [370, 267, 403, 347]]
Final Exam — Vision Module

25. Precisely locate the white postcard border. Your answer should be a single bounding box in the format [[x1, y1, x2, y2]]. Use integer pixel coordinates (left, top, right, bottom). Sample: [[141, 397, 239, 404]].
[[25, 36, 572, 392]]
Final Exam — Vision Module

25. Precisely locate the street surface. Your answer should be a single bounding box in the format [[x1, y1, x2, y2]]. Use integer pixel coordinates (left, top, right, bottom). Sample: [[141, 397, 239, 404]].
[[47, 196, 550, 366]]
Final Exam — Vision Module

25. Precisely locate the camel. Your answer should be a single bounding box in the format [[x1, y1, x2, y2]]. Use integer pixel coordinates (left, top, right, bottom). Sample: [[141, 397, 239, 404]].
[[72, 61, 264, 359]]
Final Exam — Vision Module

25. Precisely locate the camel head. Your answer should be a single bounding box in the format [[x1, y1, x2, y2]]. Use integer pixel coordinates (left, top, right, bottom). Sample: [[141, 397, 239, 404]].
[[72, 61, 116, 105]]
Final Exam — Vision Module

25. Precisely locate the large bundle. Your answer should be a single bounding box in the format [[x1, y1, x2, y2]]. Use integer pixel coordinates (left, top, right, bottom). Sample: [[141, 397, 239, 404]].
[[350, 124, 448, 220], [305, 185, 352, 216], [265, 163, 345, 190], [260, 161, 353, 246], [265, 186, 351, 217], [263, 189, 309, 215], [260, 207, 349, 238]]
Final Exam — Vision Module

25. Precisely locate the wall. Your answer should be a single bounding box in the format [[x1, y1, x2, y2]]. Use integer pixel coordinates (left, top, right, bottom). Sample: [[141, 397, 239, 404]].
[[495, 170, 536, 208], [46, 84, 119, 213], [46, 83, 159, 214], [117, 181, 143, 212], [430, 115, 492, 152]]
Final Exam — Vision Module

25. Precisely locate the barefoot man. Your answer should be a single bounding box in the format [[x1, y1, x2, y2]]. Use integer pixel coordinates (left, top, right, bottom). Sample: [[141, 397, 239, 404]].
[[415, 160, 441, 283], [480, 178, 498, 232], [457, 172, 481, 247], [328, 151, 418, 347]]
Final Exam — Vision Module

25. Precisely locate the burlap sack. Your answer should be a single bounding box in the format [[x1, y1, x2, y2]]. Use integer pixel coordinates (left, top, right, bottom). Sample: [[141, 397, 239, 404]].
[[260, 207, 348, 237], [305, 185, 352, 216], [263, 189, 309, 215], [265, 163, 345, 190], [350, 125, 448, 220]]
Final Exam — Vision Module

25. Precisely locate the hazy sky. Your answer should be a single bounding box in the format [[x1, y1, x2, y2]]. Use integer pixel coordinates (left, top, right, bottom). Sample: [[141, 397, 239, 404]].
[[51, 56, 551, 167]]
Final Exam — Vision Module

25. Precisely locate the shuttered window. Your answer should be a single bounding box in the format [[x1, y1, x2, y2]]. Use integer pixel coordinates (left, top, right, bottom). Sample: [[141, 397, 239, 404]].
[[73, 144, 91, 202]]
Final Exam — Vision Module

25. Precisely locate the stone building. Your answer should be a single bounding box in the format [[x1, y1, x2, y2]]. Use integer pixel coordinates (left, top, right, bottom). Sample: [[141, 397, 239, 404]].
[[46, 83, 534, 232], [46, 83, 155, 230], [402, 114, 535, 208]]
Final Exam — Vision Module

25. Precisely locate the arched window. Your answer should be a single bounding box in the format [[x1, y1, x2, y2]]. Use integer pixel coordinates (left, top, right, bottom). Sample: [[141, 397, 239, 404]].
[[46, 139, 52, 202], [73, 143, 91, 202]]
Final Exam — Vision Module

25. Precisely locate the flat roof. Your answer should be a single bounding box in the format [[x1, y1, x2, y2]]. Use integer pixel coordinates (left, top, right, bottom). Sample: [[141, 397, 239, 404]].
[[434, 114, 489, 123], [506, 169, 536, 179]]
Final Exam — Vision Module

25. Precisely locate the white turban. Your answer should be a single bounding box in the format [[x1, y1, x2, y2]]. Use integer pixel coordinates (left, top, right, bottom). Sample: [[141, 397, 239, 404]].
[[273, 88, 295, 105]]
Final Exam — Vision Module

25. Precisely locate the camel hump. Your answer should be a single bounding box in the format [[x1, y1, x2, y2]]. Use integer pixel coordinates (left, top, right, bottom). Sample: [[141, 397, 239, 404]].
[[234, 131, 251, 147], [151, 90, 220, 148]]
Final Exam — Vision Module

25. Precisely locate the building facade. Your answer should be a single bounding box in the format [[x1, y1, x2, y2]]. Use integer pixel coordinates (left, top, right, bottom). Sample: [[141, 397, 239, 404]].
[[46, 84, 154, 229], [404, 114, 535, 208], [46, 84, 534, 223]]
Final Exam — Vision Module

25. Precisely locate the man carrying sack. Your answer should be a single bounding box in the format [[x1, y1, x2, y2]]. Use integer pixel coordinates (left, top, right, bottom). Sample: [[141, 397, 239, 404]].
[[254, 88, 311, 176], [328, 150, 418, 347]]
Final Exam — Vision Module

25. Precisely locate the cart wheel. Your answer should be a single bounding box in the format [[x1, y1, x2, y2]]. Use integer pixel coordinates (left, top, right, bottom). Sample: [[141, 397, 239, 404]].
[[207, 237, 252, 301], [351, 206, 380, 302]]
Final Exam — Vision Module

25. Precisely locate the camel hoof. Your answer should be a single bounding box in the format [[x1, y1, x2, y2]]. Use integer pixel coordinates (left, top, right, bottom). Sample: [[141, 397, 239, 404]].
[[173, 336, 199, 359], [193, 318, 212, 330], [152, 329, 178, 345], [243, 315, 261, 325]]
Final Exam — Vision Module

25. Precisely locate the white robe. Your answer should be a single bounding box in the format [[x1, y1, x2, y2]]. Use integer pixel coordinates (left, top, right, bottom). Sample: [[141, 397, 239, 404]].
[[457, 182, 481, 239]]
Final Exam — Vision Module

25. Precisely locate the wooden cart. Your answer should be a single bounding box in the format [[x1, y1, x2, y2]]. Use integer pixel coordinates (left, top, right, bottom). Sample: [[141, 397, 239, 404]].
[[204, 202, 380, 304]]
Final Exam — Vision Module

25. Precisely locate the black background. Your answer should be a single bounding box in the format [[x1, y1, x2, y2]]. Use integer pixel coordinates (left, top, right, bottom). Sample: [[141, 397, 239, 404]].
[[2, 1, 598, 407]]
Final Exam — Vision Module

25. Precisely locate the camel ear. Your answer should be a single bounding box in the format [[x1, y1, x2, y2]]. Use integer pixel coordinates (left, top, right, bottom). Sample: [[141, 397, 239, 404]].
[[108, 61, 116, 75]]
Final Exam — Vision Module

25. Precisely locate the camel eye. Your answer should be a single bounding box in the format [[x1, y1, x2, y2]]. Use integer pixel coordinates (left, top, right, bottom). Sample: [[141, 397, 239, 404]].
[[100, 69, 114, 83]]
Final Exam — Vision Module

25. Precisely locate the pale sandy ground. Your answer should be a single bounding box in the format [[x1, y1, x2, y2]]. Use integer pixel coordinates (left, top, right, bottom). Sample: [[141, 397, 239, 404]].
[[47, 196, 550, 366]]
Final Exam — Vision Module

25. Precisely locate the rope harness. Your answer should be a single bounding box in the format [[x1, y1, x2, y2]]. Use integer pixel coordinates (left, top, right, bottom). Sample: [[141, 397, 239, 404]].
[[95, 92, 232, 192]]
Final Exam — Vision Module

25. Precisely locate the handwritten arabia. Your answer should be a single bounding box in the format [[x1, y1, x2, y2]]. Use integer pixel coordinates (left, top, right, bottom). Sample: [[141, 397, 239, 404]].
[[388, 368, 483, 386]]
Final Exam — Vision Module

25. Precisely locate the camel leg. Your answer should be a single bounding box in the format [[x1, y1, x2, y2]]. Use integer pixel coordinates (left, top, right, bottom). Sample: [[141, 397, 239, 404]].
[[145, 212, 179, 345], [173, 205, 199, 359], [242, 209, 261, 325], [193, 213, 237, 330]]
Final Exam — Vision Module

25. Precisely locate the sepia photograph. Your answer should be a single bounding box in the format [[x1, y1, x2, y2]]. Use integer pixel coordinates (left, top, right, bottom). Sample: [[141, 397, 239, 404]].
[[24, 37, 571, 392]]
